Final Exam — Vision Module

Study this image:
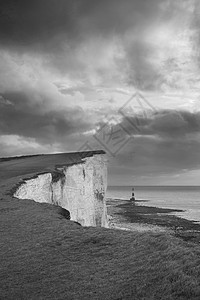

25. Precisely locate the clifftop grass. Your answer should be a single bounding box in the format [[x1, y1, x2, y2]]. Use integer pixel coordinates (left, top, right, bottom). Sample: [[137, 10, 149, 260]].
[[1, 154, 200, 299], [1, 194, 200, 299]]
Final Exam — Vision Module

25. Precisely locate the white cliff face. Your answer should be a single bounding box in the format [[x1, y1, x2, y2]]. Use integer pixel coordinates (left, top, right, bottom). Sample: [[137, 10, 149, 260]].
[[14, 154, 108, 227]]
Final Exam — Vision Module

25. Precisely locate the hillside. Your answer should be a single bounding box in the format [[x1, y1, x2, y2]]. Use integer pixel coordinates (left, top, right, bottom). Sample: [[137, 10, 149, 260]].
[[1, 153, 200, 299]]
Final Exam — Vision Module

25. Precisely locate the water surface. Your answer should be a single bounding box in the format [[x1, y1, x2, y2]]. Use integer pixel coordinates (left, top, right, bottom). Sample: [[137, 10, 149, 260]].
[[107, 186, 200, 222]]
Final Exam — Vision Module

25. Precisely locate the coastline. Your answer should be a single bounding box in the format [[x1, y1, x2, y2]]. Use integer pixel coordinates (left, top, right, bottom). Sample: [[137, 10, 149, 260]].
[[1, 178, 200, 298], [107, 198, 200, 243]]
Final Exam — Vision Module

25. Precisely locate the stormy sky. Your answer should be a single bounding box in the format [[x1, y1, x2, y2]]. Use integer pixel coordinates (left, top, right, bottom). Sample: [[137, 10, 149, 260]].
[[0, 0, 200, 185]]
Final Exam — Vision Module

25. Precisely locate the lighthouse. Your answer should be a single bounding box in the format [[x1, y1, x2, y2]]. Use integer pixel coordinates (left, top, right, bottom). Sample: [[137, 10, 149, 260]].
[[130, 187, 135, 201]]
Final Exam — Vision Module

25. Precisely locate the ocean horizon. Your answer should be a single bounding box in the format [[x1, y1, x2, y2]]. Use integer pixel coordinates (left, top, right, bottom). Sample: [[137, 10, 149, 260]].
[[107, 185, 200, 223]]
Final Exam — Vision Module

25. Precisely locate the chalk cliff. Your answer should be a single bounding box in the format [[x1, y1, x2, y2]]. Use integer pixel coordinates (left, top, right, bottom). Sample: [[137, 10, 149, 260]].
[[14, 151, 108, 227]]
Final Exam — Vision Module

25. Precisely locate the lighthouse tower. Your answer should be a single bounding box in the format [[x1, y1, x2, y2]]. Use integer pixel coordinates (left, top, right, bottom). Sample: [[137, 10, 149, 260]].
[[130, 187, 135, 201]]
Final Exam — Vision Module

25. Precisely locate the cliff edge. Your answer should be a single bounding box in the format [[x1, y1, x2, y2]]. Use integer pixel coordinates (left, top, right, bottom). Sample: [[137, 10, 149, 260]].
[[2, 150, 107, 227]]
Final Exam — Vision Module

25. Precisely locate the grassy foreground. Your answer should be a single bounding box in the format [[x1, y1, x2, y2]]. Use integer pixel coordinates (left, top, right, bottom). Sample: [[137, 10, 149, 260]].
[[1, 197, 200, 299], [1, 155, 200, 299]]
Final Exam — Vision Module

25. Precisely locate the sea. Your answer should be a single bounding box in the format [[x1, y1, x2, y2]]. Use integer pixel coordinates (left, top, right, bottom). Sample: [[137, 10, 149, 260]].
[[107, 186, 200, 223]]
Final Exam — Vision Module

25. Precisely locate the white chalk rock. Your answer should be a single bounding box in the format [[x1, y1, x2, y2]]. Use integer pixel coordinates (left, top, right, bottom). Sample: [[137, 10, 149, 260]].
[[14, 154, 108, 227]]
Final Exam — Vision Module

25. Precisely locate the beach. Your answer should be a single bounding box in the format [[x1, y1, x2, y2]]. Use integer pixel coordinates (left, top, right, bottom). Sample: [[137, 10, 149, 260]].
[[107, 198, 200, 244]]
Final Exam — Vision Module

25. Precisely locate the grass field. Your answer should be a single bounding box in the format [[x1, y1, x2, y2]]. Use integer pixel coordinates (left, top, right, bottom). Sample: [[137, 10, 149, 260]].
[[1, 154, 200, 299]]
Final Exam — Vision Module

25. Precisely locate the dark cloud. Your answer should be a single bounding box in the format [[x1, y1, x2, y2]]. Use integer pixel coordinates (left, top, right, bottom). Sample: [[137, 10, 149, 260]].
[[0, 0, 198, 86], [0, 91, 92, 144], [1, 0, 194, 89], [0, 0, 167, 84], [120, 109, 200, 137], [105, 108, 200, 184], [0, 95, 12, 105], [0, 0, 163, 49], [107, 129, 200, 185], [0, 0, 77, 50], [152, 110, 200, 136]]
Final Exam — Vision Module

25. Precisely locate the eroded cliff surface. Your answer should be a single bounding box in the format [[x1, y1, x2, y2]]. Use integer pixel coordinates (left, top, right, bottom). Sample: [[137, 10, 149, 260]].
[[14, 153, 108, 227]]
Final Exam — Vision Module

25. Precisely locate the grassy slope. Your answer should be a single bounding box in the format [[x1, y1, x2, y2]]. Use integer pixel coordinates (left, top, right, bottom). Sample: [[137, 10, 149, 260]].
[[1, 155, 200, 300]]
